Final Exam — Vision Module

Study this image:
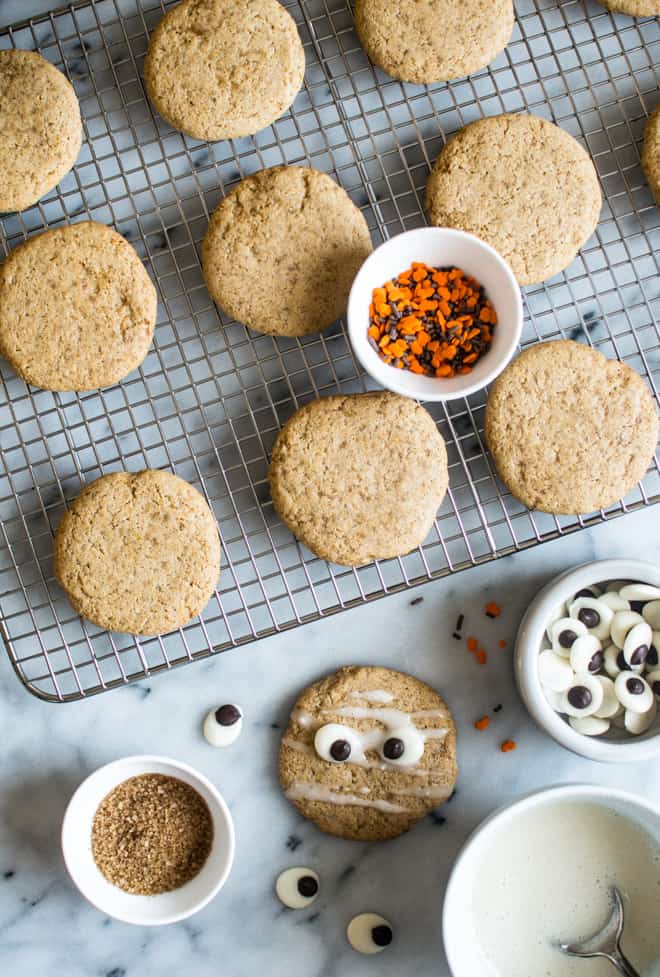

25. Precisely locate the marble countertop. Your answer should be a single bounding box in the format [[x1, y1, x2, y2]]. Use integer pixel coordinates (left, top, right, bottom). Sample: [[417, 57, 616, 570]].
[[1, 2, 659, 976]]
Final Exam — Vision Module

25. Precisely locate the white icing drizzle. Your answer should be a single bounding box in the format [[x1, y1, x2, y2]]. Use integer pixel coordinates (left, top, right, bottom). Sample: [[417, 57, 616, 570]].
[[350, 689, 395, 703], [290, 708, 314, 728], [386, 783, 453, 801], [285, 781, 414, 814]]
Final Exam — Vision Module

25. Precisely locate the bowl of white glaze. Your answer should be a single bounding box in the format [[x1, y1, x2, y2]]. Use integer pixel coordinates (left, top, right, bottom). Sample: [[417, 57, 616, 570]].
[[443, 784, 660, 977], [515, 559, 660, 763], [62, 755, 235, 925], [347, 227, 523, 402]]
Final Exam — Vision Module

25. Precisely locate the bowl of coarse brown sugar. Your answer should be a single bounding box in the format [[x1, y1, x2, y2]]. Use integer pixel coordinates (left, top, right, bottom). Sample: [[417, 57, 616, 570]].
[[61, 755, 234, 925]]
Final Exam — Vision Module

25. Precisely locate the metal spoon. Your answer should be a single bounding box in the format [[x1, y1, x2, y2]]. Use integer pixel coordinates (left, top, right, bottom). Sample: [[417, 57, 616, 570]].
[[559, 887, 640, 977]]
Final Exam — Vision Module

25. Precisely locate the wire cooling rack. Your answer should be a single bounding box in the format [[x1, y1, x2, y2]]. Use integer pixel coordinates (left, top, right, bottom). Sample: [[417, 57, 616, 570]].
[[0, 0, 658, 702]]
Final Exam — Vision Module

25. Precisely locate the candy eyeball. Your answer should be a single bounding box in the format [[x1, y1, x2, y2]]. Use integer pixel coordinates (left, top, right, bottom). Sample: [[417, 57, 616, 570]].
[[593, 675, 621, 719], [380, 726, 425, 767], [624, 699, 657, 736], [545, 603, 568, 642], [614, 673, 654, 714], [203, 703, 243, 747], [560, 673, 604, 718], [610, 610, 644, 649], [569, 635, 603, 675], [539, 650, 574, 692], [347, 913, 393, 954], [569, 715, 610, 736], [599, 591, 631, 613], [550, 617, 587, 657], [642, 600, 660, 631], [618, 583, 660, 603], [568, 597, 613, 641], [621, 621, 652, 668], [275, 867, 320, 909], [314, 723, 363, 764], [603, 644, 623, 679]]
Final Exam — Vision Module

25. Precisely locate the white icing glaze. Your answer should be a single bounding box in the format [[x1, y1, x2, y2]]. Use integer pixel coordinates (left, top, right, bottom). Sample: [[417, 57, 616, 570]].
[[285, 781, 414, 814], [350, 689, 394, 703], [290, 708, 314, 728]]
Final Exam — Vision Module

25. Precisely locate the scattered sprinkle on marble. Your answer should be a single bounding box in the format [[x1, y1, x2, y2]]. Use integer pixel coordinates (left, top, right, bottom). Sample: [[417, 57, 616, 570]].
[[286, 835, 302, 852], [3, 870, 15, 879], [347, 913, 393, 954], [275, 867, 320, 909], [429, 812, 447, 826], [410, 596, 424, 606]]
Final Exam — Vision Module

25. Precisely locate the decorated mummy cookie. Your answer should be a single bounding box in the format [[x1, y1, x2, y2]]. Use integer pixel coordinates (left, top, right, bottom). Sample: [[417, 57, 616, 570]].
[[279, 666, 457, 842]]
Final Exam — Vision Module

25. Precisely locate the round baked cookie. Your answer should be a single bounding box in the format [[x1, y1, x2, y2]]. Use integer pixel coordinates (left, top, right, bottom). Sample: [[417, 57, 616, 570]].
[[425, 114, 602, 285], [642, 107, 660, 205], [279, 665, 457, 841], [54, 470, 221, 636], [144, 0, 305, 141], [0, 49, 82, 213], [202, 166, 372, 337], [485, 340, 658, 515], [0, 221, 157, 392], [269, 392, 448, 565], [354, 0, 514, 85], [598, 0, 660, 15]]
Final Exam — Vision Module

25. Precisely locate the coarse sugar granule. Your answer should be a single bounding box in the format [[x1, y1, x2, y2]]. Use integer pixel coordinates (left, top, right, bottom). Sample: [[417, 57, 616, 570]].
[[91, 773, 213, 896]]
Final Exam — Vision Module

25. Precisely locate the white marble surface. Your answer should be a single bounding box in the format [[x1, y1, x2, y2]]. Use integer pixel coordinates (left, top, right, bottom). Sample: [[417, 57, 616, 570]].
[[0, 506, 658, 977]]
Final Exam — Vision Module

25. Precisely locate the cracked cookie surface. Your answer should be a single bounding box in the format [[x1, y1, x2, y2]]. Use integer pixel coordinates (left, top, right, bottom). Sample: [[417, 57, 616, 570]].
[[598, 0, 660, 15], [269, 392, 448, 565], [0, 221, 157, 392], [144, 0, 305, 141], [54, 470, 221, 635], [425, 114, 602, 285], [484, 340, 658, 515], [202, 165, 373, 336]]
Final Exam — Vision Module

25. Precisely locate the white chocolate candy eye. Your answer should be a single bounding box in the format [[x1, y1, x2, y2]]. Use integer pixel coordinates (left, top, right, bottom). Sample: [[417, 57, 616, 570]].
[[599, 591, 631, 613], [560, 673, 604, 718], [347, 913, 393, 954], [543, 687, 566, 712], [610, 610, 644, 649], [380, 726, 425, 767], [603, 644, 623, 679], [275, 867, 319, 909], [614, 673, 654, 714], [593, 675, 621, 719], [539, 650, 574, 692], [569, 635, 603, 674], [568, 597, 613, 641], [622, 621, 652, 668], [624, 699, 657, 736], [619, 583, 660, 603], [642, 600, 660, 631], [203, 704, 243, 747], [572, 585, 602, 601], [569, 715, 610, 736], [550, 617, 587, 657], [646, 669, 660, 701], [314, 723, 363, 763], [545, 603, 568, 642]]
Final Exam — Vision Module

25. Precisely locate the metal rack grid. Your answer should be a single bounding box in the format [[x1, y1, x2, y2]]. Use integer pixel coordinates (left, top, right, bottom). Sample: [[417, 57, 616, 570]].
[[0, 0, 658, 702]]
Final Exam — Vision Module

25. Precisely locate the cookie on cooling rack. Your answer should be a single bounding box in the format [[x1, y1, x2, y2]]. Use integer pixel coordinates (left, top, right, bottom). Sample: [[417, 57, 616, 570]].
[[54, 470, 221, 636], [354, 0, 514, 84], [484, 340, 658, 515], [279, 665, 457, 841], [597, 0, 660, 15], [268, 391, 448, 566], [144, 0, 305, 142], [202, 165, 372, 337], [0, 221, 157, 392], [642, 106, 660, 205], [425, 114, 602, 285], [0, 49, 82, 213]]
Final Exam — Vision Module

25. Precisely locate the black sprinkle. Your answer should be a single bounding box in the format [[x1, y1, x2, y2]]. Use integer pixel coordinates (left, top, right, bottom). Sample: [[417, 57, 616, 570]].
[[493, 704, 503, 713], [270, 722, 281, 730], [428, 812, 447, 826], [3, 870, 15, 879], [286, 835, 302, 852], [410, 596, 424, 606], [456, 614, 464, 631], [338, 864, 356, 883], [307, 912, 321, 923], [106, 969, 126, 977], [486, 611, 497, 619], [452, 633, 462, 640]]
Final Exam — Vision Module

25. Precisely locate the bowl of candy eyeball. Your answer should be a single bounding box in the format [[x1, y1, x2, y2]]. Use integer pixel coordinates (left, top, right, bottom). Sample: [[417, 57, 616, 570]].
[[515, 559, 660, 762]]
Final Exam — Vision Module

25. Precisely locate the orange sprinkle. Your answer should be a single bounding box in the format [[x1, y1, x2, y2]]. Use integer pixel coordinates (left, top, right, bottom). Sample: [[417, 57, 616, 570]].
[[475, 650, 487, 665], [466, 636, 478, 652], [474, 716, 490, 731], [498, 639, 507, 649], [501, 740, 517, 753], [485, 602, 501, 618]]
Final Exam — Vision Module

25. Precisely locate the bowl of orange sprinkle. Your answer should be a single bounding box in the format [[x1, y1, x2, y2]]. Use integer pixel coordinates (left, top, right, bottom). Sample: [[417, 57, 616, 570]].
[[347, 227, 523, 401]]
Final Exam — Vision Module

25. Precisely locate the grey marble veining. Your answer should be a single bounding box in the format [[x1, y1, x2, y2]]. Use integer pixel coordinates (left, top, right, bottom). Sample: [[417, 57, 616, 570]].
[[0, 507, 659, 977]]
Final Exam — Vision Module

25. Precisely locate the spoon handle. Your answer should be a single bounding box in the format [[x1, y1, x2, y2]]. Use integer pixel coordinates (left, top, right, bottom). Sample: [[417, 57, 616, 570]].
[[612, 950, 642, 977]]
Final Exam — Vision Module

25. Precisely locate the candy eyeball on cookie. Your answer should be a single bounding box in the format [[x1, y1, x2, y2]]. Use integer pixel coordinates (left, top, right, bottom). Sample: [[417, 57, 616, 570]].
[[314, 723, 364, 764], [275, 867, 320, 909], [550, 617, 587, 657], [568, 597, 613, 641], [347, 913, 393, 954], [379, 727, 425, 767]]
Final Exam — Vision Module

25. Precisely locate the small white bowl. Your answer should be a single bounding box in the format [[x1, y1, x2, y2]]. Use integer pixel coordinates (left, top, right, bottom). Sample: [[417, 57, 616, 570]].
[[443, 783, 660, 977], [515, 558, 660, 763], [347, 227, 523, 401], [61, 755, 235, 925]]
